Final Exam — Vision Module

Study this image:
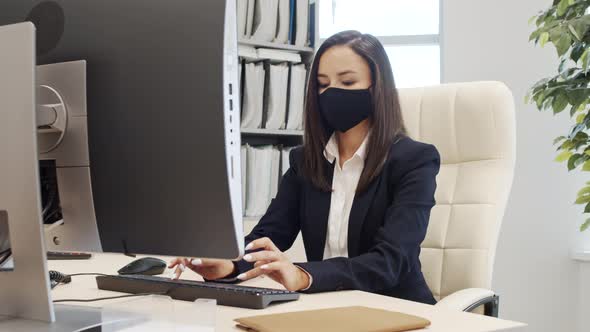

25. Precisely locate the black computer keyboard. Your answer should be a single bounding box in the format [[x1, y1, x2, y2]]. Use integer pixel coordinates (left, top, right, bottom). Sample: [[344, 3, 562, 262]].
[[96, 274, 300, 309]]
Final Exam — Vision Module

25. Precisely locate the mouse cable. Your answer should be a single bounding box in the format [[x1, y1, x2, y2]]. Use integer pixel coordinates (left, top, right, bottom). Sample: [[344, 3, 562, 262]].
[[53, 292, 167, 303], [67, 272, 110, 277], [49, 271, 111, 288]]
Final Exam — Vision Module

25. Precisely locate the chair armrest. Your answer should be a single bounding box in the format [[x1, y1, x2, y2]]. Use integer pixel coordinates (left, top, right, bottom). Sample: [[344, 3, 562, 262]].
[[435, 288, 500, 317]]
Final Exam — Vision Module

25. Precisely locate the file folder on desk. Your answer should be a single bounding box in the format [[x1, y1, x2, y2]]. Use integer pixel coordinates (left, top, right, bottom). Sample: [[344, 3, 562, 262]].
[[235, 306, 431, 332]]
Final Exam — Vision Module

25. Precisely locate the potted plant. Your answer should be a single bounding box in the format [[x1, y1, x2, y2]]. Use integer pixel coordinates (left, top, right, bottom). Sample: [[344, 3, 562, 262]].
[[528, 0, 590, 232]]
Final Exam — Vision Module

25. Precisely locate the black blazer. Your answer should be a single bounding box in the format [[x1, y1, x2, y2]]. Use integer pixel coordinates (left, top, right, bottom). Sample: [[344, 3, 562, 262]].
[[235, 135, 440, 305]]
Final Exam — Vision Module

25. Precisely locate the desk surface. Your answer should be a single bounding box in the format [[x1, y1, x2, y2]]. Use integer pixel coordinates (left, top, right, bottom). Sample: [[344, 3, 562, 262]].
[[4, 254, 525, 332]]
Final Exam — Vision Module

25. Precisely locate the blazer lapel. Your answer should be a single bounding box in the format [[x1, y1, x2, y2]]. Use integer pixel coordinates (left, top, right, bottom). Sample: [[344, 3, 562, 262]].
[[306, 160, 334, 262], [347, 176, 380, 257]]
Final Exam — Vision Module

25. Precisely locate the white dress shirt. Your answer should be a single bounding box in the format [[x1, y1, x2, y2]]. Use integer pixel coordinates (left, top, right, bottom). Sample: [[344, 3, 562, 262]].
[[322, 132, 370, 259], [297, 131, 370, 290]]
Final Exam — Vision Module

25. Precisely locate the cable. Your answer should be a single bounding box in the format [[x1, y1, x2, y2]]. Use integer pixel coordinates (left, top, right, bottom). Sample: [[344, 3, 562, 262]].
[[67, 272, 110, 277], [49, 270, 72, 284], [49, 272, 110, 288], [53, 292, 167, 303]]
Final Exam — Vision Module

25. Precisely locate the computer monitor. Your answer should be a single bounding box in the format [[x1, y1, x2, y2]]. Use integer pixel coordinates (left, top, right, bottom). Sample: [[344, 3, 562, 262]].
[[0, 0, 243, 258], [0, 0, 244, 320]]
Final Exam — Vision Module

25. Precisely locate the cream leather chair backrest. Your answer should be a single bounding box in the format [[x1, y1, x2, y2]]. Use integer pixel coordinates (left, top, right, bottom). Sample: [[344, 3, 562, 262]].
[[398, 81, 516, 302]]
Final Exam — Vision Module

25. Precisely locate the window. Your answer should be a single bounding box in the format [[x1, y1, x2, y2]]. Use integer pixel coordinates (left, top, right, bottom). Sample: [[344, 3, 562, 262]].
[[319, 0, 441, 88]]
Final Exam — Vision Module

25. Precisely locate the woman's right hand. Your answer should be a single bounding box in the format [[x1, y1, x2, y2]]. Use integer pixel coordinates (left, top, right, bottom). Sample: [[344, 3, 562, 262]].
[[168, 257, 236, 280]]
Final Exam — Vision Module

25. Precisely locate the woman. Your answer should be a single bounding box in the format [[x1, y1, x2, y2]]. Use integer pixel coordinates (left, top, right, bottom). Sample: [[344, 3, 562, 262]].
[[170, 30, 440, 305]]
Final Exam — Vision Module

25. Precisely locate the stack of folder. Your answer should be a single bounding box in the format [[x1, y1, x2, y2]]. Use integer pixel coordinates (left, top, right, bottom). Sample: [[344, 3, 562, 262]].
[[240, 61, 307, 131], [237, 0, 315, 47], [242, 145, 295, 217]]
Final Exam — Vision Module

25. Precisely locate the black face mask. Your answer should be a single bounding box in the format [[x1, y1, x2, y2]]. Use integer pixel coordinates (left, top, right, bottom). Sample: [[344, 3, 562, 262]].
[[319, 87, 373, 133]]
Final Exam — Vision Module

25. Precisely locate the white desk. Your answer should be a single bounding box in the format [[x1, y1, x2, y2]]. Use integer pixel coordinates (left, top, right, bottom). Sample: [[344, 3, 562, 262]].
[[1, 254, 525, 331]]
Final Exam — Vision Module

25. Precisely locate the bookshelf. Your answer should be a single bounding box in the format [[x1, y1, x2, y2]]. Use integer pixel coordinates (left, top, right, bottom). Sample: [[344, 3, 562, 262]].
[[239, 1, 319, 225]]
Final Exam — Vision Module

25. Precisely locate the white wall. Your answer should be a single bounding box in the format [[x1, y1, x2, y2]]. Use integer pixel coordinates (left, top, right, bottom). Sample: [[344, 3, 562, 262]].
[[442, 1, 587, 331]]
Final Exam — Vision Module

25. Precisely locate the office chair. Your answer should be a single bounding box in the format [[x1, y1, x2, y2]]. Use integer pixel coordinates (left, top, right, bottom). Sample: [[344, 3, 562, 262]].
[[398, 81, 516, 317]]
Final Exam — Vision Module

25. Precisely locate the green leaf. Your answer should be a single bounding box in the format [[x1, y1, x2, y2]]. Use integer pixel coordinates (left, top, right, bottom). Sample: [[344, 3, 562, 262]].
[[575, 195, 590, 204], [581, 219, 590, 232], [572, 43, 586, 61], [577, 112, 586, 123], [552, 93, 569, 113], [584, 201, 590, 213], [568, 24, 581, 41], [556, 150, 574, 162], [567, 88, 590, 106], [568, 153, 583, 170], [540, 32, 550, 47], [569, 18, 589, 42], [578, 186, 590, 197], [529, 15, 538, 26], [554, 136, 567, 144], [555, 34, 572, 56], [557, 0, 571, 16], [582, 160, 590, 171], [561, 140, 575, 150]]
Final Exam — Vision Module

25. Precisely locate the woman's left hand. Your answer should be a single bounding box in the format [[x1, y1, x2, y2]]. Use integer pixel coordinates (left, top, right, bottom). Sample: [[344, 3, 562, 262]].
[[237, 237, 310, 291]]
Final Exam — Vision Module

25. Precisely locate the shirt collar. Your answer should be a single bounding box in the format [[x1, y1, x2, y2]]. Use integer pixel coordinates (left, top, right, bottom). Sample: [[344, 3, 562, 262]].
[[323, 131, 371, 164]]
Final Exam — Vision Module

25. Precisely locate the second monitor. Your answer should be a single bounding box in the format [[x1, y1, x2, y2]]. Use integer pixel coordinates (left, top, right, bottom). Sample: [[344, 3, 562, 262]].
[[0, 0, 244, 259]]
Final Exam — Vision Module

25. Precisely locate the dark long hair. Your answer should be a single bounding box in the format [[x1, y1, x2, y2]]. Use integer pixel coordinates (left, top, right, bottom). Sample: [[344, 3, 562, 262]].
[[303, 30, 406, 193]]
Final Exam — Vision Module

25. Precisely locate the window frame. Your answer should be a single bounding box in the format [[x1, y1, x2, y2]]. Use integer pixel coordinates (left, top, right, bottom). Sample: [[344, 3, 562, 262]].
[[318, 0, 444, 87]]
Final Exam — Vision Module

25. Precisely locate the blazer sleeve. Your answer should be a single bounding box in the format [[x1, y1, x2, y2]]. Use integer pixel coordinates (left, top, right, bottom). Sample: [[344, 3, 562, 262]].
[[233, 148, 303, 274], [295, 144, 440, 294]]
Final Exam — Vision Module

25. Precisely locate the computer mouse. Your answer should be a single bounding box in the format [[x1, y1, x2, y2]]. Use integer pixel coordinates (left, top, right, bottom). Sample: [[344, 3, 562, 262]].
[[118, 257, 167, 276]]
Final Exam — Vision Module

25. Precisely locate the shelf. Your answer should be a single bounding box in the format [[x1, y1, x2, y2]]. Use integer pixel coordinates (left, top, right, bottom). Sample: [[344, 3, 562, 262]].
[[241, 128, 304, 137], [238, 38, 315, 54]]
